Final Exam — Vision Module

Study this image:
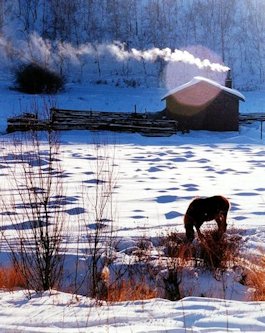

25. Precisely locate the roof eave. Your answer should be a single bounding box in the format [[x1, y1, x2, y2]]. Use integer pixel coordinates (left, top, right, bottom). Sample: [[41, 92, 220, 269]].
[[161, 77, 246, 102]]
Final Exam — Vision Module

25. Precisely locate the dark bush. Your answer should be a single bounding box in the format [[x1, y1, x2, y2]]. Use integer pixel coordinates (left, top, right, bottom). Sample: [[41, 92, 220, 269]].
[[15, 63, 64, 94], [123, 78, 139, 87]]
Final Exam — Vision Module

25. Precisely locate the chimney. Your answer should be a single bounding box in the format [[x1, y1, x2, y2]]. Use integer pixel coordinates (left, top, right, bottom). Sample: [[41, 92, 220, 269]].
[[225, 69, 232, 88]]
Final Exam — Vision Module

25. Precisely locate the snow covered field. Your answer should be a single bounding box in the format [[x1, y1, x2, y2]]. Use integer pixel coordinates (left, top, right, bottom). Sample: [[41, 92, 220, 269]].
[[2, 291, 265, 332], [0, 82, 265, 332]]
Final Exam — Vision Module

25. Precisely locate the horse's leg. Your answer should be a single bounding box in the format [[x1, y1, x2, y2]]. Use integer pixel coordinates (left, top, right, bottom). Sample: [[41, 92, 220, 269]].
[[184, 214, 195, 242], [195, 225, 204, 240], [216, 211, 227, 237]]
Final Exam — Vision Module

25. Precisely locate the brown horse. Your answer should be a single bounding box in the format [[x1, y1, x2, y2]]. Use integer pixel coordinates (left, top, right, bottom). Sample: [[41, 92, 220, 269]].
[[184, 195, 230, 242]]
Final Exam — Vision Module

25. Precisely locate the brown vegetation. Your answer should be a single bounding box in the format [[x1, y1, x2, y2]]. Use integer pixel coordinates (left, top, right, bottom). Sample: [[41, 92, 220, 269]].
[[106, 278, 157, 302], [244, 255, 265, 301], [0, 266, 27, 291], [196, 229, 242, 270]]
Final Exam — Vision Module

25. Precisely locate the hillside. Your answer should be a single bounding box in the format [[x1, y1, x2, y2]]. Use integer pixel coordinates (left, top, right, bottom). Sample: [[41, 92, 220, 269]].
[[0, 1, 265, 89]]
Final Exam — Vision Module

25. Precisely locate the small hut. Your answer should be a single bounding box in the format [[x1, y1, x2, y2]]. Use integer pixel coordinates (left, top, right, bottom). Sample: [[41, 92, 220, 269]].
[[161, 76, 245, 131]]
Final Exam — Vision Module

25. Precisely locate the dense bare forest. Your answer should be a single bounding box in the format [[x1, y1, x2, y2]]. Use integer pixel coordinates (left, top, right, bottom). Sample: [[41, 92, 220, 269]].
[[0, 0, 265, 89]]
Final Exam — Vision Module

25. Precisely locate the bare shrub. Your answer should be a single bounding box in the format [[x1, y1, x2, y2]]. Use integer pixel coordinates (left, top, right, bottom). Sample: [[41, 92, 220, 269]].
[[88, 142, 117, 298], [132, 236, 154, 262], [1, 129, 67, 292], [154, 232, 186, 300], [72, 138, 118, 299]]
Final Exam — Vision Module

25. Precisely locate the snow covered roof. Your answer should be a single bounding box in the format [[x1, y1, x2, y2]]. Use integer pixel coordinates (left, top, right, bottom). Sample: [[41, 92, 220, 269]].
[[161, 76, 246, 102]]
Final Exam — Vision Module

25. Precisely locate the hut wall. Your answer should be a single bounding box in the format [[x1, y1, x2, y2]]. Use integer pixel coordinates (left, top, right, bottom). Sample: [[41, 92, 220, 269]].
[[204, 92, 239, 131], [165, 91, 239, 131]]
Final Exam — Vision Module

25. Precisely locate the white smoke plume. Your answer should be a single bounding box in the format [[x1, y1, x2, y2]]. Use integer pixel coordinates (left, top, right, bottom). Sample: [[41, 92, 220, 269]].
[[106, 41, 229, 73], [0, 33, 229, 74]]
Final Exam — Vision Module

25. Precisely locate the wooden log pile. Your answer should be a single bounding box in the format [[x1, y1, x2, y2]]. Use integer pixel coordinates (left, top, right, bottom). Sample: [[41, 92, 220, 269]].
[[7, 113, 51, 133], [51, 108, 178, 136], [7, 108, 178, 137]]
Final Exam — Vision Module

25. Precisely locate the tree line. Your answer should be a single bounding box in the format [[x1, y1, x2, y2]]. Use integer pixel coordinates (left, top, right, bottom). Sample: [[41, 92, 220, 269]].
[[0, 0, 264, 89]]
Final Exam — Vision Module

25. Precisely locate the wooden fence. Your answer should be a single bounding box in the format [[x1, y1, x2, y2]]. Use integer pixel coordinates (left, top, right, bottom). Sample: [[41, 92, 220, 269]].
[[7, 108, 178, 137], [239, 113, 265, 139]]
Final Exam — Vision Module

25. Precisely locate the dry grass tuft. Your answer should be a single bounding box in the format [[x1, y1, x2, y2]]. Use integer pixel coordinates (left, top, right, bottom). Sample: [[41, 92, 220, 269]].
[[161, 228, 243, 270], [0, 266, 27, 291], [161, 231, 195, 261], [106, 279, 157, 302], [246, 269, 265, 301], [197, 229, 241, 269], [244, 255, 265, 301]]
